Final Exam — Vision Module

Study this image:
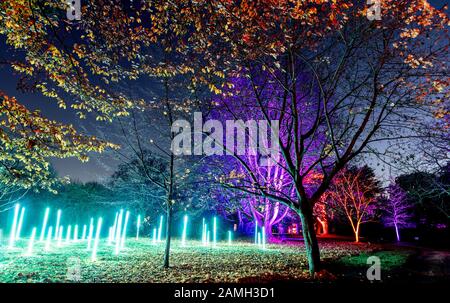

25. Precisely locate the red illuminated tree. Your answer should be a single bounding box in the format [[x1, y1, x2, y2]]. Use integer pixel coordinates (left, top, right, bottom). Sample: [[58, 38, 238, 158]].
[[329, 166, 382, 243]]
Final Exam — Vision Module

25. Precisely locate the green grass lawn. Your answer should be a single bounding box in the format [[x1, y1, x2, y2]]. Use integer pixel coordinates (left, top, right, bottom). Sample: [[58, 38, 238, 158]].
[[0, 238, 386, 283], [338, 250, 411, 271]]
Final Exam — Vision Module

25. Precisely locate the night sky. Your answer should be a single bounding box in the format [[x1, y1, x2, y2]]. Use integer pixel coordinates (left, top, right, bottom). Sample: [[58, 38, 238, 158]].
[[0, 0, 448, 184]]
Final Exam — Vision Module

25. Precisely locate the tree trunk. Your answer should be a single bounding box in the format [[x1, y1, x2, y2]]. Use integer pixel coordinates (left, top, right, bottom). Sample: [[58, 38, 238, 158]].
[[163, 204, 173, 268], [264, 222, 277, 243], [298, 203, 321, 275], [394, 224, 400, 242], [354, 224, 360, 243], [163, 148, 174, 268], [316, 218, 329, 235]]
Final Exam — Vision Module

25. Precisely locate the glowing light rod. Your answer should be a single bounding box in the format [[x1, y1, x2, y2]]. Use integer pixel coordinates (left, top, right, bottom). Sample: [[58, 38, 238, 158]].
[[120, 211, 130, 250], [157, 215, 163, 242], [114, 210, 123, 255], [16, 206, 25, 240], [45, 226, 53, 251], [39, 208, 50, 242], [108, 227, 113, 245], [25, 227, 37, 256], [152, 228, 157, 245], [54, 209, 61, 240], [74, 225, 79, 242], [228, 231, 232, 246], [81, 224, 87, 241], [213, 217, 217, 247], [181, 215, 188, 246], [203, 224, 208, 246], [254, 221, 258, 245], [136, 215, 141, 240], [202, 218, 206, 245], [111, 212, 118, 243], [8, 204, 20, 248], [87, 218, 94, 250], [262, 226, 266, 250], [91, 218, 102, 261], [57, 226, 64, 247], [66, 225, 72, 244]]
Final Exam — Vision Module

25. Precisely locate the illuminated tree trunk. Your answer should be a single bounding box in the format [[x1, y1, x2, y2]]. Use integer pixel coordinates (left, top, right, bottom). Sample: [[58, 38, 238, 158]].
[[263, 221, 276, 243], [316, 217, 329, 235], [163, 202, 173, 268], [297, 203, 320, 275], [353, 223, 360, 243], [315, 201, 329, 235], [394, 223, 400, 242], [163, 155, 174, 268], [163, 90, 175, 269]]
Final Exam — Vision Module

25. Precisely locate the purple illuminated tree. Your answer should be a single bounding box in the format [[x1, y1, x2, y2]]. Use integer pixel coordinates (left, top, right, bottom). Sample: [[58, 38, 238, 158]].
[[238, 163, 292, 242], [210, 75, 329, 243], [383, 183, 414, 242]]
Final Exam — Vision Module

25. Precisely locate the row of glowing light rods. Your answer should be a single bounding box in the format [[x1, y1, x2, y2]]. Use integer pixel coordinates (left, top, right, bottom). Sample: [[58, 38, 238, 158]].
[[8, 204, 104, 261], [5, 205, 267, 260]]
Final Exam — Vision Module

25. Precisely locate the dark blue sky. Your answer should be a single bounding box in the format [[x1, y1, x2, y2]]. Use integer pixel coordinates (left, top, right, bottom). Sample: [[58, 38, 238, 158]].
[[0, 0, 448, 183]]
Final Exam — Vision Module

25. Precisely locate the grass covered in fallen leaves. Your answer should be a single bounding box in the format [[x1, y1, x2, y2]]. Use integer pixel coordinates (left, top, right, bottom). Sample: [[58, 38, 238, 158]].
[[0, 238, 379, 283]]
